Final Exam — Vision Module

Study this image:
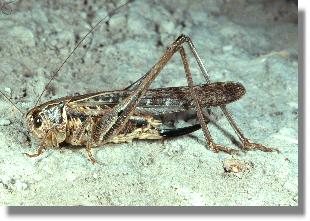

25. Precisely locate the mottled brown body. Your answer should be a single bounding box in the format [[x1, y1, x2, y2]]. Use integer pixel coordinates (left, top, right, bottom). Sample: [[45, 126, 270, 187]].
[[26, 82, 245, 149]]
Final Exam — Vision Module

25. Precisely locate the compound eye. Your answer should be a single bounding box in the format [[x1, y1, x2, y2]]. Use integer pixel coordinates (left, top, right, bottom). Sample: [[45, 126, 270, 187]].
[[33, 116, 43, 128]]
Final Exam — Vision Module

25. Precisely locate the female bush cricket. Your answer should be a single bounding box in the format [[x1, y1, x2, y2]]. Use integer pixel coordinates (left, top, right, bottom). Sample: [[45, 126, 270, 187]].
[[0, 1, 275, 164]]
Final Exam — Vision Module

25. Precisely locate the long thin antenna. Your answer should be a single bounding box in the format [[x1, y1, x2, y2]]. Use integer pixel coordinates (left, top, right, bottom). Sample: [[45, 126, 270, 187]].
[[0, 90, 24, 115], [34, 0, 132, 107]]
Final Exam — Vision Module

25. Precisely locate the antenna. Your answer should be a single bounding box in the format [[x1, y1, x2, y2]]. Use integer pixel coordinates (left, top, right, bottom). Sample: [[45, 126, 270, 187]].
[[34, 0, 132, 107], [0, 90, 24, 115]]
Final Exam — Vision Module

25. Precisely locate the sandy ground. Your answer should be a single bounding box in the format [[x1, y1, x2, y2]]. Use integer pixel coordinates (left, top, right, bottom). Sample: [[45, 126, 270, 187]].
[[0, 0, 298, 206]]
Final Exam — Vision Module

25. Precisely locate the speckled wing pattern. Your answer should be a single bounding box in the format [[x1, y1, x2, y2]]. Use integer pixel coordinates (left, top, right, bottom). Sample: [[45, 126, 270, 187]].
[[62, 81, 245, 144]]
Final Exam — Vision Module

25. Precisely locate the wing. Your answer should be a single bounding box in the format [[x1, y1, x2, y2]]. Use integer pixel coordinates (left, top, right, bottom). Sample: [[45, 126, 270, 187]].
[[69, 82, 245, 116]]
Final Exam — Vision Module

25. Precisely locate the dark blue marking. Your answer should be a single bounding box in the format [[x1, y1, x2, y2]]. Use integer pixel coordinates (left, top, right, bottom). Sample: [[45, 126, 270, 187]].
[[159, 124, 201, 137]]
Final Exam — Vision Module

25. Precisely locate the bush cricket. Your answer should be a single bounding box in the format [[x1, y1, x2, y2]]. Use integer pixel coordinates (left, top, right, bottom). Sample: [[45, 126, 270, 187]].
[[0, 1, 276, 164]]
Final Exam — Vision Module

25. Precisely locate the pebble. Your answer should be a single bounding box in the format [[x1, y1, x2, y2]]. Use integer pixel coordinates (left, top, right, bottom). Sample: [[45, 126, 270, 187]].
[[161, 21, 175, 34], [8, 26, 35, 47], [15, 180, 28, 191], [223, 158, 250, 173], [0, 119, 11, 126], [93, 173, 98, 179], [4, 87, 12, 97], [66, 172, 77, 182], [222, 45, 233, 52]]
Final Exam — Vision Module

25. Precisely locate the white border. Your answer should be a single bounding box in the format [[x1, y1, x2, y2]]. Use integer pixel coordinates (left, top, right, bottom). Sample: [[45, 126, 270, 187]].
[[1, 0, 307, 220]]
